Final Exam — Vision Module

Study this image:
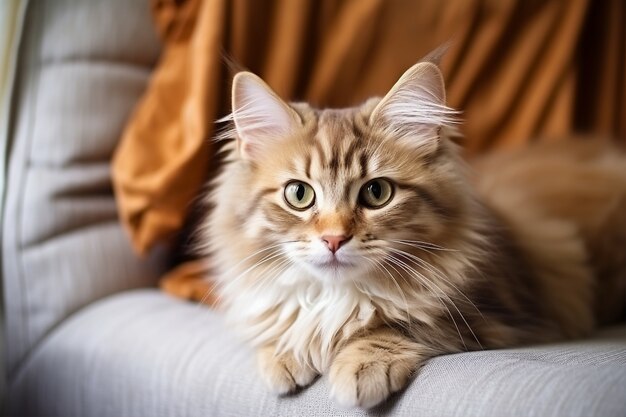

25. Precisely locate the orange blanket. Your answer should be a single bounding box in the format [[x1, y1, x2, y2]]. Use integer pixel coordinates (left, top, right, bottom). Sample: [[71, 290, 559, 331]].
[[112, 0, 625, 303]]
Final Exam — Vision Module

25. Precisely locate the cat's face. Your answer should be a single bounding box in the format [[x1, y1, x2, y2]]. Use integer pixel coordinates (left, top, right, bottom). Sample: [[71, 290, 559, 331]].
[[223, 63, 466, 284]]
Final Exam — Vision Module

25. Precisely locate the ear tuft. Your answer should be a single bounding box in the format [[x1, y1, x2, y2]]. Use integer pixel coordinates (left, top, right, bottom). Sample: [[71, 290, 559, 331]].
[[226, 72, 301, 160], [370, 62, 458, 148]]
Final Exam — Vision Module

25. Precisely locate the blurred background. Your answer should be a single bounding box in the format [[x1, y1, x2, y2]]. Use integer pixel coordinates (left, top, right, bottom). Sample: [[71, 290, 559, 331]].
[[113, 0, 626, 257], [1, 0, 28, 407]]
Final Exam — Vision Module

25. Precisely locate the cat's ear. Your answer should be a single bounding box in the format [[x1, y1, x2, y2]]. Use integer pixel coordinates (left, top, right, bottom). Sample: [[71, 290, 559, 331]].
[[230, 72, 301, 160], [370, 62, 456, 149]]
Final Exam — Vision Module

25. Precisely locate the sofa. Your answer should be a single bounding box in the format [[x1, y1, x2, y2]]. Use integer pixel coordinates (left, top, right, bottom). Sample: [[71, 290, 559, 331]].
[[3, 1, 626, 416]]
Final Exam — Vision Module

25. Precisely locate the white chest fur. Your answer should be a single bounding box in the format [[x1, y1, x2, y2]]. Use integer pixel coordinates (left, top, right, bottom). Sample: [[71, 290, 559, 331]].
[[220, 265, 377, 371]]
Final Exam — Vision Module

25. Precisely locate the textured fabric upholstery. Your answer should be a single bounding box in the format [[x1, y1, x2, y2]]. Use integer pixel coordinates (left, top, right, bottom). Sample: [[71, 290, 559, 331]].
[[2, 0, 164, 377], [8, 290, 626, 417]]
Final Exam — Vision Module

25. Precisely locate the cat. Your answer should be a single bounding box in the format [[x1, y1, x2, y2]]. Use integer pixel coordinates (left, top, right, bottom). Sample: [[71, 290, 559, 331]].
[[199, 58, 626, 408]]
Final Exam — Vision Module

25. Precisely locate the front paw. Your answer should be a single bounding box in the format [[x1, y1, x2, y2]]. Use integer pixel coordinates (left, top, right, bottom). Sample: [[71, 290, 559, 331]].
[[329, 337, 423, 408], [257, 346, 318, 395]]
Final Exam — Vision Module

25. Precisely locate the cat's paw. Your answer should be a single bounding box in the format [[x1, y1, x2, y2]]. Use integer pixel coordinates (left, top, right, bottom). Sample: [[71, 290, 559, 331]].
[[329, 338, 421, 408], [257, 346, 318, 395]]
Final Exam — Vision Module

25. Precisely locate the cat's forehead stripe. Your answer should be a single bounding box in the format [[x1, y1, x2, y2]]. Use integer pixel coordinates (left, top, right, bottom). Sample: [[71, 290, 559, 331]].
[[359, 152, 368, 179], [315, 110, 365, 180], [304, 152, 312, 179], [313, 140, 327, 167], [320, 111, 341, 179], [343, 136, 359, 168]]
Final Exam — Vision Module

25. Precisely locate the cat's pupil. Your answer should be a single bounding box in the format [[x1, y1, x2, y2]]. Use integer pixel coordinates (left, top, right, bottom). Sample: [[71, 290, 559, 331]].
[[296, 184, 305, 201], [369, 182, 382, 199]]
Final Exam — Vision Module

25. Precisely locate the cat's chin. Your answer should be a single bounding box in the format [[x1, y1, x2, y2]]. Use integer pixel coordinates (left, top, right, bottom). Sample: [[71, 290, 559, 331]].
[[303, 259, 368, 284], [310, 258, 353, 269]]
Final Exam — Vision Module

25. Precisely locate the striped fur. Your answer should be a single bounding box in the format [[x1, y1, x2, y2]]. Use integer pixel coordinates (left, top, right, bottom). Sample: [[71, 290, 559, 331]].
[[199, 64, 626, 408]]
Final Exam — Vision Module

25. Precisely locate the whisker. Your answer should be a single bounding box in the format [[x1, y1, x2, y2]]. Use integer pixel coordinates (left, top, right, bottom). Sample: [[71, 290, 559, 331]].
[[386, 246, 486, 323], [383, 256, 468, 351], [385, 249, 483, 350], [388, 239, 458, 252], [217, 241, 297, 277], [364, 257, 412, 326], [196, 242, 295, 305], [201, 248, 286, 306], [246, 257, 294, 297]]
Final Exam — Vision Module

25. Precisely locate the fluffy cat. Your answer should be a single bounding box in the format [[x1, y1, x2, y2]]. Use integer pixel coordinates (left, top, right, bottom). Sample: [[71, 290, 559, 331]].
[[200, 59, 626, 408]]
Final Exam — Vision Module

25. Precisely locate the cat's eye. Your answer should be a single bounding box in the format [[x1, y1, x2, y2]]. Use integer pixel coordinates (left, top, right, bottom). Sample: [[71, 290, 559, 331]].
[[359, 178, 394, 208], [284, 181, 316, 210]]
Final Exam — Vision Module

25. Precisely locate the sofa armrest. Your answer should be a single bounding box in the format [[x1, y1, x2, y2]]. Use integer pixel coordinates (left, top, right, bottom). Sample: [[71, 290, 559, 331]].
[[2, 0, 166, 377]]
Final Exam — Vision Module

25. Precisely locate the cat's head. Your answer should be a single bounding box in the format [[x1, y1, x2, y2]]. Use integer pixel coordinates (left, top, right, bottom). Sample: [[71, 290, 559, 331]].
[[218, 62, 470, 284]]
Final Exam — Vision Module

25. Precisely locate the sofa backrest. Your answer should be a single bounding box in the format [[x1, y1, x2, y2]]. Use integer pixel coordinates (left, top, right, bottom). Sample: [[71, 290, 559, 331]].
[[2, 0, 166, 378]]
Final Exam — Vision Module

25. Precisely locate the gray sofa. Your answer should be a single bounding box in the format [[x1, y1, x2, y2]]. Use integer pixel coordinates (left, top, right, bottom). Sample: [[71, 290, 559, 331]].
[[3, 1, 626, 416]]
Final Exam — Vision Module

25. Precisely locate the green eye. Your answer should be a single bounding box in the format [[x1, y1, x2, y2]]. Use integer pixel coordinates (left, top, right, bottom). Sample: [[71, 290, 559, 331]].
[[359, 178, 394, 208], [284, 181, 316, 210]]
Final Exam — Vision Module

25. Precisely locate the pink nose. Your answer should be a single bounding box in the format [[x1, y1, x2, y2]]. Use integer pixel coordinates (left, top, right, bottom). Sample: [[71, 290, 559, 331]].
[[322, 235, 352, 253]]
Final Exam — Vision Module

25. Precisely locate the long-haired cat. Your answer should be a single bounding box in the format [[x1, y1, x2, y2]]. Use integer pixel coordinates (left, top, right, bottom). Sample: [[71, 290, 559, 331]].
[[200, 58, 626, 408]]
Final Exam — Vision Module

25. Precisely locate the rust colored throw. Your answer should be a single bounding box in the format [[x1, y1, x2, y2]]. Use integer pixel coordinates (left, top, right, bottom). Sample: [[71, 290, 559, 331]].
[[112, 0, 625, 300]]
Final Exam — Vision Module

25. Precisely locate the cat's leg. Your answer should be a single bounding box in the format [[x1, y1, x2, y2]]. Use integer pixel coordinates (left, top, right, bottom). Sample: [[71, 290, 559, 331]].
[[329, 327, 431, 408], [257, 345, 318, 394]]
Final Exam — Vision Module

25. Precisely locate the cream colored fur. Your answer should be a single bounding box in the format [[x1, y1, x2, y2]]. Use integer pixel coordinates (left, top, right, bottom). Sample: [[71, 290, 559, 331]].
[[199, 62, 626, 408]]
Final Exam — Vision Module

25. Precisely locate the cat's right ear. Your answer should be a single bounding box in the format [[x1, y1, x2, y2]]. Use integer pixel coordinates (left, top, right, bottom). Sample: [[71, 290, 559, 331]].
[[369, 62, 457, 151], [230, 72, 301, 160]]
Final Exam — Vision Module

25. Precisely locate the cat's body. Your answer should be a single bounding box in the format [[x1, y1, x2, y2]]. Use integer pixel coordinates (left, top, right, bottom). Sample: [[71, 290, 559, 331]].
[[201, 61, 626, 408]]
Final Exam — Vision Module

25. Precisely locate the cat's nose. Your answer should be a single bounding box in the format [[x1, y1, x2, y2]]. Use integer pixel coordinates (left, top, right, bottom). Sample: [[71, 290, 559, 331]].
[[322, 235, 352, 253]]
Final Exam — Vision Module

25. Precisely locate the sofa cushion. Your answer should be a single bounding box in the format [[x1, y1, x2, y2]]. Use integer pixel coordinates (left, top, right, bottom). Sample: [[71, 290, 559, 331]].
[[8, 289, 626, 417], [2, 0, 164, 376]]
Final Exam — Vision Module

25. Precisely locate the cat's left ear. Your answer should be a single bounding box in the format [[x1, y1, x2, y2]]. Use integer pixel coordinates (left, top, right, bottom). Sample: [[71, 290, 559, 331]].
[[370, 62, 456, 149], [230, 72, 302, 160]]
